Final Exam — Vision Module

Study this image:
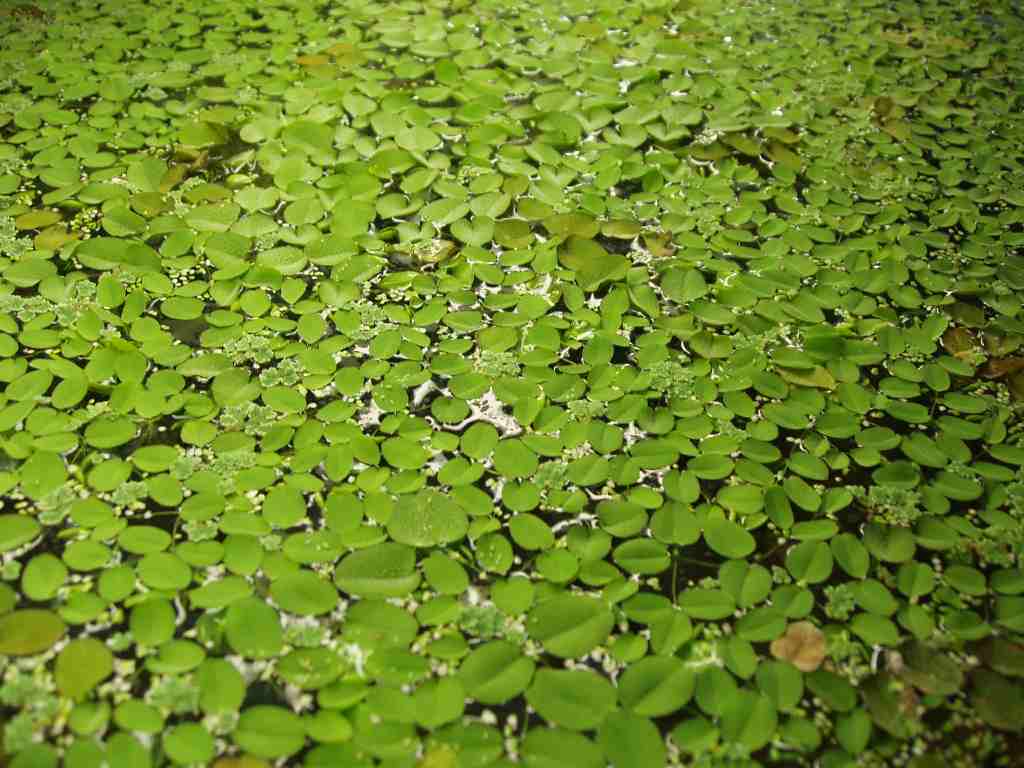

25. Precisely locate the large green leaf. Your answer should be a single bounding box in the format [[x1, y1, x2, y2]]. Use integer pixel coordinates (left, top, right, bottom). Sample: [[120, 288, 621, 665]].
[[526, 595, 614, 658], [525, 669, 617, 730], [0, 609, 66, 655], [387, 490, 468, 547], [55, 638, 114, 699], [559, 237, 629, 291], [74, 237, 161, 272], [334, 542, 421, 598]]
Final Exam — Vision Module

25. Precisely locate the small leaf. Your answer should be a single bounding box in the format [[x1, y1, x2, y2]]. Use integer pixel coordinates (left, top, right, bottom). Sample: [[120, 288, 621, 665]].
[[0, 514, 41, 553]]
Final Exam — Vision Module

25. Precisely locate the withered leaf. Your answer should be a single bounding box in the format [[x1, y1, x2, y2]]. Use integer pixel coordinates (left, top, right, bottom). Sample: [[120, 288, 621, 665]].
[[770, 621, 827, 672]]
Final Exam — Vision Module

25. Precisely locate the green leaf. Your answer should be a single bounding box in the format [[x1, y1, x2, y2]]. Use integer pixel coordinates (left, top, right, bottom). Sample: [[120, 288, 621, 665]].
[[387, 489, 468, 547], [270, 570, 339, 616], [613, 539, 671, 575], [233, 706, 306, 759], [719, 691, 778, 752], [396, 125, 441, 153], [679, 588, 736, 620], [415, 677, 465, 728], [335, 542, 421, 598], [136, 552, 192, 591], [850, 613, 901, 645], [382, 436, 431, 469], [703, 518, 756, 559], [84, 416, 138, 448], [475, 532, 514, 574], [0, 609, 66, 655], [56, 638, 114, 699], [835, 710, 872, 754], [757, 660, 804, 712], [785, 541, 833, 584], [224, 597, 284, 658], [178, 120, 228, 147], [831, 533, 870, 579], [421, 198, 471, 228], [164, 724, 216, 766], [19, 450, 66, 500], [458, 640, 535, 704], [74, 237, 161, 272], [281, 120, 334, 158], [197, 658, 247, 714], [0, 514, 41, 553], [422, 552, 469, 595], [509, 513, 555, 551], [526, 595, 614, 658], [521, 728, 604, 768], [525, 669, 617, 730], [559, 237, 629, 292], [863, 523, 916, 563], [597, 712, 666, 768], [719, 561, 772, 609], [21, 554, 67, 601], [618, 656, 695, 717], [492, 439, 539, 479]]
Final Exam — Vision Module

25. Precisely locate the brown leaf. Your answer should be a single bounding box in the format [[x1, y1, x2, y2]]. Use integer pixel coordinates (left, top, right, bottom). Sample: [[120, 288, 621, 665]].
[[214, 758, 271, 768], [980, 357, 1024, 380], [325, 42, 366, 68], [296, 54, 331, 68], [770, 621, 827, 672], [776, 365, 836, 390], [983, 333, 1023, 357], [975, 637, 1024, 678], [941, 326, 977, 356], [1009, 371, 1024, 402], [899, 683, 920, 717], [642, 233, 675, 259], [881, 120, 911, 142]]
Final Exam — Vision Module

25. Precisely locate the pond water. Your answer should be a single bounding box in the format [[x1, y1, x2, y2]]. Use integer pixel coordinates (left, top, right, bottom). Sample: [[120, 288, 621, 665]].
[[1, 0, 1024, 766]]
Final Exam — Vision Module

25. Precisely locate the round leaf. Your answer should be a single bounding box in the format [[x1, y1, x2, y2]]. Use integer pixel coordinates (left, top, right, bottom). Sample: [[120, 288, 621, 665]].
[[525, 669, 616, 730], [526, 595, 614, 659]]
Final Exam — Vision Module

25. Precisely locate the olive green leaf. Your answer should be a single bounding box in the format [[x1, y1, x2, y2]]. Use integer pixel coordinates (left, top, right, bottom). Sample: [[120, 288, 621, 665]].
[[56, 638, 114, 699], [0, 609, 66, 655], [559, 237, 629, 292]]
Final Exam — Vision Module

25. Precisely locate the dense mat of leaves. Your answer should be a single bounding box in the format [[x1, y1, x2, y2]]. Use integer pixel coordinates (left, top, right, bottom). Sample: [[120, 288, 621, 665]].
[[1, 0, 1024, 765]]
